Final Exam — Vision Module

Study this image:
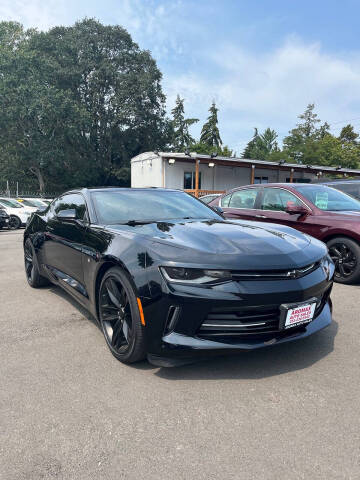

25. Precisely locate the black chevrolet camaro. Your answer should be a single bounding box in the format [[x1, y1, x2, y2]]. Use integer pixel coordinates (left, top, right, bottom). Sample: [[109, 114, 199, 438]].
[[24, 187, 334, 366]]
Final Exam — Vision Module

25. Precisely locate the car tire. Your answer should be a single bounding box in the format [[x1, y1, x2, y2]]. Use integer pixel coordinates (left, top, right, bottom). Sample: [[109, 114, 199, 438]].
[[327, 236, 360, 284], [9, 215, 21, 229], [98, 267, 146, 364], [24, 238, 50, 288]]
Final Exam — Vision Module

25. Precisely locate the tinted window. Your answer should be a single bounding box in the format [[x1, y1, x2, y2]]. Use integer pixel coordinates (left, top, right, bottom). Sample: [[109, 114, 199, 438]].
[[0, 198, 23, 208], [228, 189, 258, 209], [328, 183, 360, 200], [294, 185, 360, 211], [221, 193, 232, 207], [200, 195, 218, 204], [261, 188, 303, 211], [53, 193, 87, 219], [91, 190, 220, 224]]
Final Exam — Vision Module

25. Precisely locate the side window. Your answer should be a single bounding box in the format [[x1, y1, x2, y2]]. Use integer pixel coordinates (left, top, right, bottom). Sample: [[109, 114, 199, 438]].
[[261, 188, 302, 211], [221, 193, 232, 207], [228, 189, 258, 209], [54, 193, 87, 219]]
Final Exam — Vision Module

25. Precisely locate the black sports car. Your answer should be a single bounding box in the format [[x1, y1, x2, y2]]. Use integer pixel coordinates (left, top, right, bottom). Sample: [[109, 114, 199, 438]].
[[24, 187, 334, 366]]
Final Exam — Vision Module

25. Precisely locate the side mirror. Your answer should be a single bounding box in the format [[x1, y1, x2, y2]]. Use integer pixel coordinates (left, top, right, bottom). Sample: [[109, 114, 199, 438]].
[[212, 205, 224, 216], [285, 202, 309, 215], [56, 208, 77, 220]]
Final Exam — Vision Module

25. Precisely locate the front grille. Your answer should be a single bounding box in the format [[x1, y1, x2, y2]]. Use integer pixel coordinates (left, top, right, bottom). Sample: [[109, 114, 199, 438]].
[[231, 261, 320, 281], [198, 289, 331, 339], [198, 306, 281, 337]]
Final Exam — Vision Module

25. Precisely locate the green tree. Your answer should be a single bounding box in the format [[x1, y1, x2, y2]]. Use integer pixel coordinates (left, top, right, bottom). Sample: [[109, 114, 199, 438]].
[[339, 124, 359, 144], [189, 142, 234, 157], [242, 128, 279, 160], [0, 19, 170, 193], [170, 95, 198, 150], [283, 104, 330, 164], [200, 101, 222, 147]]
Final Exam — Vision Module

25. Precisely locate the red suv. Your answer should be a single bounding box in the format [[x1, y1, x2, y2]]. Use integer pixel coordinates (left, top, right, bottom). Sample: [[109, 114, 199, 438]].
[[209, 183, 360, 284]]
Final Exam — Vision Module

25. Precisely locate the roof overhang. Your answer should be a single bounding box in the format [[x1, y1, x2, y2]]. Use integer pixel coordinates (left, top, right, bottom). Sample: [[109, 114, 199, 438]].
[[157, 152, 360, 176]]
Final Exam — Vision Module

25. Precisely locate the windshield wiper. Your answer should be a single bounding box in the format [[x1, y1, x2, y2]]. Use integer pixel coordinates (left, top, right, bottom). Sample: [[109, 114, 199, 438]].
[[123, 219, 156, 226]]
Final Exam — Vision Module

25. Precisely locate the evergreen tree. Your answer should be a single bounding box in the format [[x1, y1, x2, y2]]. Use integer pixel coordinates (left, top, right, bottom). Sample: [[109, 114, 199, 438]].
[[339, 124, 359, 144], [242, 128, 279, 160], [283, 104, 330, 163], [200, 101, 222, 147], [171, 95, 198, 150]]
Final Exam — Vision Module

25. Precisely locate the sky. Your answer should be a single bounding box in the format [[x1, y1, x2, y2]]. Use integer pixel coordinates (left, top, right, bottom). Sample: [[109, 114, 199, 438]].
[[1, 0, 360, 153]]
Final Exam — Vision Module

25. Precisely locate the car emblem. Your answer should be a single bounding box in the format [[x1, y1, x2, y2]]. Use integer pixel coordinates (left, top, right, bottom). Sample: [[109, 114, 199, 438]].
[[286, 270, 298, 278]]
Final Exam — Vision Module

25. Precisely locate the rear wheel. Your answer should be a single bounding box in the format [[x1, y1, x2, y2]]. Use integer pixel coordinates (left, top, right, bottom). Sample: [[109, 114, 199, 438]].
[[9, 215, 21, 229], [24, 239, 50, 287], [327, 237, 360, 284], [99, 267, 146, 363]]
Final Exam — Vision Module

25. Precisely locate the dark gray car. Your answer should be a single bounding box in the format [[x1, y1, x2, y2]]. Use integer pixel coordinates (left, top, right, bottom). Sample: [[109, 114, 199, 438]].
[[320, 180, 360, 200]]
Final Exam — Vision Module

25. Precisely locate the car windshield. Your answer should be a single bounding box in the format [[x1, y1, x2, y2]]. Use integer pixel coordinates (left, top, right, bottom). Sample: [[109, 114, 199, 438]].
[[91, 190, 221, 224], [0, 198, 23, 208], [294, 185, 360, 211], [19, 199, 44, 207]]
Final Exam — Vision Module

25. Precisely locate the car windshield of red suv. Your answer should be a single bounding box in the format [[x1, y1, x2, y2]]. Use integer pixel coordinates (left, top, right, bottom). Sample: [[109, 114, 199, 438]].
[[294, 185, 360, 211]]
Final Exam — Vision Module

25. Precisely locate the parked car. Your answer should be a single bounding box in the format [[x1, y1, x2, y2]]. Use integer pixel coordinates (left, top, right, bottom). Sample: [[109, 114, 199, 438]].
[[199, 193, 221, 204], [24, 187, 334, 366], [0, 207, 10, 229], [319, 180, 360, 200], [16, 197, 49, 210], [0, 198, 32, 229], [209, 183, 360, 284]]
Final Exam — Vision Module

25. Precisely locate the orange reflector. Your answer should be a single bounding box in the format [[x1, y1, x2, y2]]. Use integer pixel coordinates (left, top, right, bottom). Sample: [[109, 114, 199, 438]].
[[137, 297, 145, 326]]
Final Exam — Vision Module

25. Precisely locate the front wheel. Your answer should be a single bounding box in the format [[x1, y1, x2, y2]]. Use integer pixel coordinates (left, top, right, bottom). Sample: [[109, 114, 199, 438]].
[[9, 215, 21, 229], [98, 267, 146, 363], [327, 237, 360, 284], [24, 239, 50, 287]]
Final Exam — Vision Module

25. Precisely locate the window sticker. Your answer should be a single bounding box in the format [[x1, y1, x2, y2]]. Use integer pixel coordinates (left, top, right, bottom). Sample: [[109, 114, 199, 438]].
[[315, 192, 328, 209]]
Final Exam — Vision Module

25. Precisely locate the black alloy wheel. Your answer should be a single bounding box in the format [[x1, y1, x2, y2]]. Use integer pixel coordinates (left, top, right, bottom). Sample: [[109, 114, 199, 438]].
[[9, 215, 21, 229], [99, 267, 146, 363], [24, 239, 50, 287], [328, 237, 360, 284]]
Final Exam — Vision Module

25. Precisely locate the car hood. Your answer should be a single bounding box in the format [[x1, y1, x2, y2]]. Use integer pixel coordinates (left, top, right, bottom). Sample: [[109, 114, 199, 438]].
[[108, 219, 326, 270], [322, 210, 360, 220]]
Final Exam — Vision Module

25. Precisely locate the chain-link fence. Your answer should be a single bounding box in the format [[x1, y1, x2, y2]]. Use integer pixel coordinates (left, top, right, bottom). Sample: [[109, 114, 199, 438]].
[[0, 181, 58, 199]]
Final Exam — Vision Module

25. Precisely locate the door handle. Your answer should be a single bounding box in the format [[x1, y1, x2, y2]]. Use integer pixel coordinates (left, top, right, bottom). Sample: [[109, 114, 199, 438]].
[[255, 215, 267, 219]]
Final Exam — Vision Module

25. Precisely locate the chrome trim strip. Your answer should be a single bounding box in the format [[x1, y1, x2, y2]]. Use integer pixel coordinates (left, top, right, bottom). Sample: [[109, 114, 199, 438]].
[[201, 322, 266, 328]]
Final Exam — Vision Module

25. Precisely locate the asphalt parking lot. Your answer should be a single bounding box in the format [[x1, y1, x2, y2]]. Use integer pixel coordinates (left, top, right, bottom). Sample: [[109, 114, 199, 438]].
[[1, 230, 359, 480]]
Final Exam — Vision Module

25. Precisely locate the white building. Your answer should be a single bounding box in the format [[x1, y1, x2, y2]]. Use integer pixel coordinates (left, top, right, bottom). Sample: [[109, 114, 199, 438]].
[[131, 151, 360, 196]]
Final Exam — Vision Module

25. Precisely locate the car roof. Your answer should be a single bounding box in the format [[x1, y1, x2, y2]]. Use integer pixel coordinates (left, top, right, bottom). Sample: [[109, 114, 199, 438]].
[[228, 183, 319, 190], [320, 180, 360, 184], [60, 187, 182, 196]]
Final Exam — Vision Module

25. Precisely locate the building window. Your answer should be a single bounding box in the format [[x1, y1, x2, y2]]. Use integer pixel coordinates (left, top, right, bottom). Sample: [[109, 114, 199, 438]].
[[286, 178, 311, 183], [254, 176, 268, 184], [184, 171, 202, 189]]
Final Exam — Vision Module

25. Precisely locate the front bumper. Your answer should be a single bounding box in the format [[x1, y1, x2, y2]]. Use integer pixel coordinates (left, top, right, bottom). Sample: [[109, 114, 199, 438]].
[[148, 301, 331, 365], [143, 266, 333, 364]]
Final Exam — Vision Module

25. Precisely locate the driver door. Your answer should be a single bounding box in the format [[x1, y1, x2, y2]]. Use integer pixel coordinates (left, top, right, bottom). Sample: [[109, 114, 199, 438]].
[[257, 187, 315, 235], [44, 193, 88, 297]]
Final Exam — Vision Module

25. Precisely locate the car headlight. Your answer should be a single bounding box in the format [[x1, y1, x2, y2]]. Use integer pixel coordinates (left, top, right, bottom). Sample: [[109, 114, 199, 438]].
[[160, 266, 232, 284], [320, 254, 334, 279]]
